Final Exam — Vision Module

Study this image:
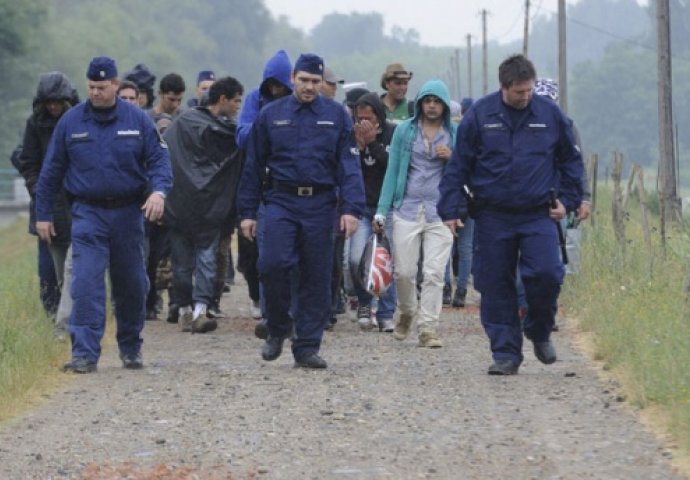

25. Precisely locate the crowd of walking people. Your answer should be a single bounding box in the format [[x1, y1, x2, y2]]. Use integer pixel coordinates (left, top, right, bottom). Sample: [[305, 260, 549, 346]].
[[14, 50, 588, 375]]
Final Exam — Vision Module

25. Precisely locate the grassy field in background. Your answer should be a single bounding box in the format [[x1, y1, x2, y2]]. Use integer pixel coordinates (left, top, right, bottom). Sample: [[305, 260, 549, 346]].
[[0, 219, 68, 423], [562, 187, 690, 460]]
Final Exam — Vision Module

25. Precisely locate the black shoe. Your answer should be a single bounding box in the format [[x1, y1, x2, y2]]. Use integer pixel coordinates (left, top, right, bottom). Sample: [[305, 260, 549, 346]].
[[261, 335, 286, 361], [488, 360, 519, 375], [451, 287, 467, 308], [222, 283, 231, 293], [145, 308, 158, 320], [119, 352, 143, 370], [294, 352, 327, 369], [533, 340, 557, 364], [166, 304, 179, 324], [63, 357, 97, 374], [324, 317, 336, 331], [206, 305, 225, 318], [254, 318, 268, 340], [442, 284, 452, 306]]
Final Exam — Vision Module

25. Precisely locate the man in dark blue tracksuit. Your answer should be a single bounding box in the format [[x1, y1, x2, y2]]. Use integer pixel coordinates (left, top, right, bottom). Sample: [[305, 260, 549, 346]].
[[238, 53, 365, 369], [438, 54, 583, 375], [36, 56, 172, 373]]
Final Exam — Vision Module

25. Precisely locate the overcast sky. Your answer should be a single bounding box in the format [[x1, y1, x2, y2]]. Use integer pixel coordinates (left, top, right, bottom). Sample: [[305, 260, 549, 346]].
[[263, 0, 579, 47]]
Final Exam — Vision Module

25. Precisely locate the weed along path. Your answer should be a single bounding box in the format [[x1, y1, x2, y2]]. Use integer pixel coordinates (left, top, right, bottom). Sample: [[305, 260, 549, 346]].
[[0, 281, 683, 479]]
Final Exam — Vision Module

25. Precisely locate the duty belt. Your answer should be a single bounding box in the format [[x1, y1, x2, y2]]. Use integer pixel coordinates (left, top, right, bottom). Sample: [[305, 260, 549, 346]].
[[272, 182, 334, 197], [73, 195, 142, 209]]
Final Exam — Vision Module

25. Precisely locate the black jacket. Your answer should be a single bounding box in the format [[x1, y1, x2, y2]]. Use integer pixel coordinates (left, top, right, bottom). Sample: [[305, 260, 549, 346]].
[[163, 107, 243, 246], [355, 93, 397, 208], [18, 72, 78, 243]]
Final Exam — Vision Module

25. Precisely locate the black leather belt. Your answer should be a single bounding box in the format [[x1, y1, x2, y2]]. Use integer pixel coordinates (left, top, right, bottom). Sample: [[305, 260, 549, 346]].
[[272, 182, 334, 197], [484, 203, 548, 215], [74, 195, 142, 209]]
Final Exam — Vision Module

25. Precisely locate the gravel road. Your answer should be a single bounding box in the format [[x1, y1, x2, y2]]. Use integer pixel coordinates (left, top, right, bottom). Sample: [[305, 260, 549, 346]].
[[0, 282, 683, 479]]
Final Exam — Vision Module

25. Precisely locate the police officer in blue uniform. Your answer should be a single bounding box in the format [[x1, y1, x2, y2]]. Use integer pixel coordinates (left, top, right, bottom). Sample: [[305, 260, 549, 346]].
[[36, 56, 172, 373], [438, 54, 583, 375], [238, 53, 365, 369]]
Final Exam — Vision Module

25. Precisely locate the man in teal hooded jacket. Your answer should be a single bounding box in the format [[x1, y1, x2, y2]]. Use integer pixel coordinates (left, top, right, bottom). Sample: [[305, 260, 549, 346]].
[[374, 79, 457, 349]]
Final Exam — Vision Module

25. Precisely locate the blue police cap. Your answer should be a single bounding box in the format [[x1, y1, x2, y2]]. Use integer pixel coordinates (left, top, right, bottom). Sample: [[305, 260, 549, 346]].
[[87, 56, 118, 81], [294, 53, 324, 76], [197, 70, 215, 84]]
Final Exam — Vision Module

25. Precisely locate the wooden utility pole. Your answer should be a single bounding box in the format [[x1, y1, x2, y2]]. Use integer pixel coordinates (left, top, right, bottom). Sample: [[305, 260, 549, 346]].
[[481, 9, 488, 95], [657, 0, 679, 225], [558, 0, 568, 114], [455, 48, 462, 99], [466, 34, 473, 98], [523, 0, 530, 56]]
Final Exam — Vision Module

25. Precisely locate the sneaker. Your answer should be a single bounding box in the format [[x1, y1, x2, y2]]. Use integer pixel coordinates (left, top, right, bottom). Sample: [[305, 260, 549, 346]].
[[206, 305, 225, 318], [442, 283, 452, 306], [63, 357, 97, 374], [418, 331, 443, 348], [166, 304, 179, 324], [53, 325, 68, 342], [192, 316, 218, 334], [250, 301, 262, 319], [378, 318, 395, 333], [451, 287, 467, 308], [393, 313, 413, 340], [357, 305, 373, 330], [488, 360, 519, 375], [179, 309, 193, 332], [119, 351, 143, 370], [348, 297, 359, 322]]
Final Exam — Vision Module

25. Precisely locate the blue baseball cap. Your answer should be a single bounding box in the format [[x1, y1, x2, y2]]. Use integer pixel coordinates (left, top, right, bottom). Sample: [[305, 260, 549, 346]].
[[197, 70, 216, 84], [293, 53, 324, 76], [87, 56, 118, 81]]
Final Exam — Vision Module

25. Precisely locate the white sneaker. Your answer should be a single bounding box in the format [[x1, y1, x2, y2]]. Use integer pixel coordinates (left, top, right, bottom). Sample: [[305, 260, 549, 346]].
[[378, 318, 395, 333], [193, 302, 207, 320], [250, 300, 261, 319]]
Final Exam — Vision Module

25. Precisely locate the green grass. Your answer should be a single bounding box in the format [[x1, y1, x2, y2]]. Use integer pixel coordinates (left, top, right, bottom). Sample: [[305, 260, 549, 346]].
[[563, 187, 690, 456], [0, 219, 68, 422]]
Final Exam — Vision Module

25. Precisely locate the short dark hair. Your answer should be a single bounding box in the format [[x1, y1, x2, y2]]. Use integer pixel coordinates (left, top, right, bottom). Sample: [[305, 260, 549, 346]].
[[159, 73, 186, 94], [117, 80, 139, 95], [208, 76, 244, 105], [498, 54, 536, 89]]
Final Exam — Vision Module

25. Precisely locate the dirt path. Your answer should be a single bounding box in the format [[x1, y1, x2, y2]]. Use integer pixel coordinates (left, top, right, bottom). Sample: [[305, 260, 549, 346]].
[[0, 282, 683, 479]]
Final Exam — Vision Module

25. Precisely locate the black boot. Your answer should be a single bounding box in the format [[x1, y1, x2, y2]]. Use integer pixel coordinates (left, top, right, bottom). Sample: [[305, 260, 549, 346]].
[[452, 287, 467, 308], [442, 283, 452, 306]]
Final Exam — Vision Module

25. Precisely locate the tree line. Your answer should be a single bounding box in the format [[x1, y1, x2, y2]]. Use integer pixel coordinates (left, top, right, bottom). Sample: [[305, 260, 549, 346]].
[[1, 0, 687, 189]]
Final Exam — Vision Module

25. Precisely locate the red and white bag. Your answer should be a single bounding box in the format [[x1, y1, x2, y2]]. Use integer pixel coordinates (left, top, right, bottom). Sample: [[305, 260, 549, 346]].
[[358, 233, 394, 296]]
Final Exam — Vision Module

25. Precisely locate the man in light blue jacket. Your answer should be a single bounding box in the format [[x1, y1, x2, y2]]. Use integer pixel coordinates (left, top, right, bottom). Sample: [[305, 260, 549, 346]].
[[374, 79, 457, 349]]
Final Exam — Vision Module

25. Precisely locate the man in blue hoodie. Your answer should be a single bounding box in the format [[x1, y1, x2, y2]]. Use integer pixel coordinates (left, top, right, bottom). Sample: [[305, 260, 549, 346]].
[[235, 50, 293, 337], [374, 79, 456, 349], [437, 54, 583, 375]]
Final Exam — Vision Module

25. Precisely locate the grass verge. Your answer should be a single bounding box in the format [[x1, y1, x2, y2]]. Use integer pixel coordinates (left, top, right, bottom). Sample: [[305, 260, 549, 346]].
[[562, 188, 690, 474], [0, 219, 69, 424]]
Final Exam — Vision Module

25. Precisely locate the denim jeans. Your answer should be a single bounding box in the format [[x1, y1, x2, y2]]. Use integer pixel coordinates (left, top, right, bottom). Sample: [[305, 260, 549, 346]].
[[444, 218, 474, 291], [348, 207, 397, 320], [170, 228, 220, 307]]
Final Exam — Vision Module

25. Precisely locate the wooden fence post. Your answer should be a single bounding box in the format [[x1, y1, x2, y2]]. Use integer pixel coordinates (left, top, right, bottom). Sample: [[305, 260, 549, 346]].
[[588, 154, 598, 227], [635, 165, 653, 276], [611, 152, 626, 248]]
